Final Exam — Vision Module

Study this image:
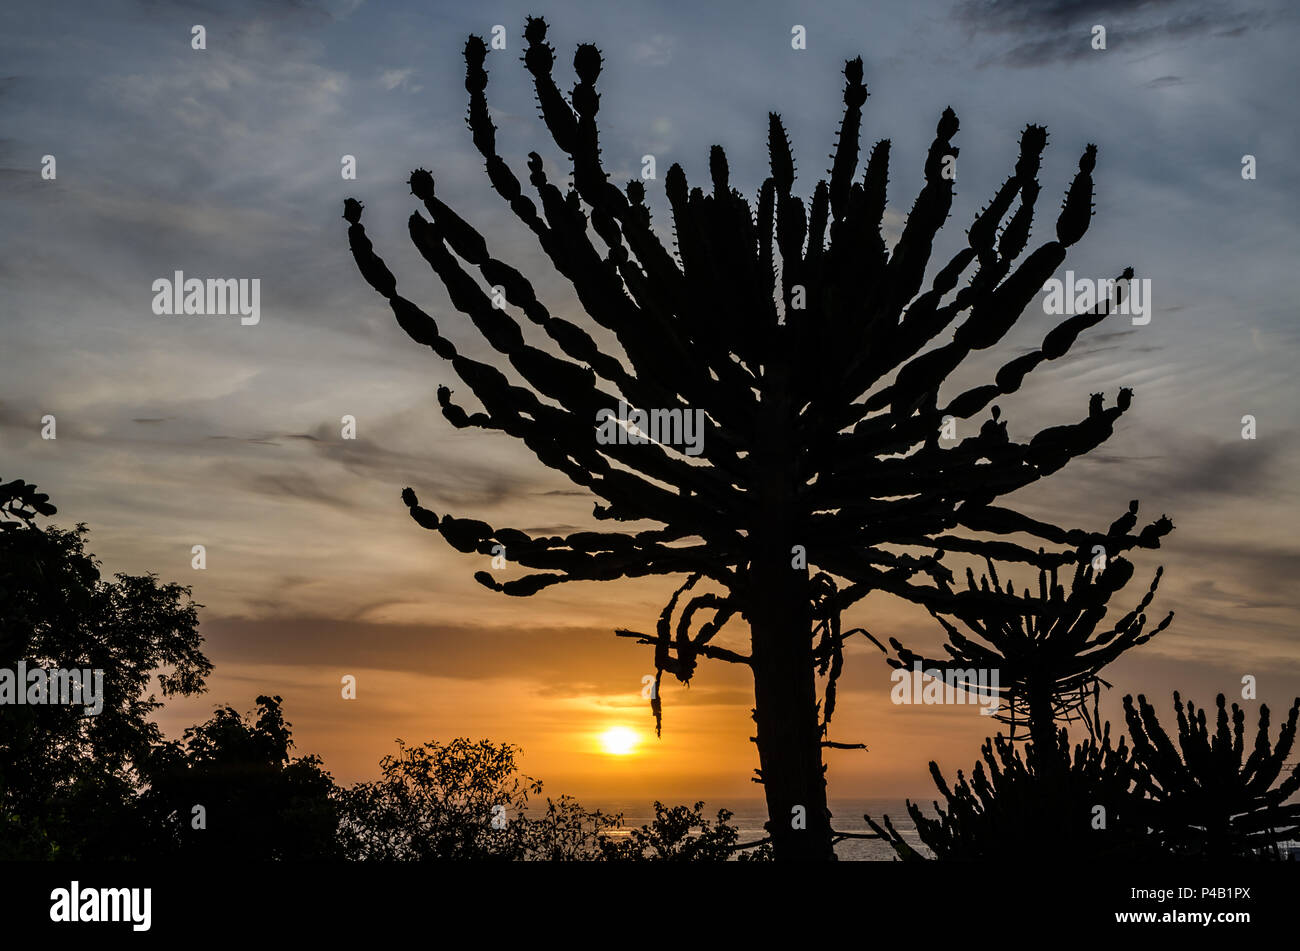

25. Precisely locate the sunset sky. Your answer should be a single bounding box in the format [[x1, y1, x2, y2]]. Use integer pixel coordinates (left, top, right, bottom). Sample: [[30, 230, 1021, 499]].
[[2, 0, 1297, 807]]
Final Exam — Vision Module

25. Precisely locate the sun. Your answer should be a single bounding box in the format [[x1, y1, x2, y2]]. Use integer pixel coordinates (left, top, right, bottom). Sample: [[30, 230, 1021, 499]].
[[598, 726, 641, 756]]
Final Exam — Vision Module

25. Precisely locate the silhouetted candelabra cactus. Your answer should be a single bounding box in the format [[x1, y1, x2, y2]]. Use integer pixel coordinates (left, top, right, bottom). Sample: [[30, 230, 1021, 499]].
[[877, 507, 1174, 753], [865, 725, 1152, 860], [1125, 692, 1300, 858], [344, 16, 1170, 859]]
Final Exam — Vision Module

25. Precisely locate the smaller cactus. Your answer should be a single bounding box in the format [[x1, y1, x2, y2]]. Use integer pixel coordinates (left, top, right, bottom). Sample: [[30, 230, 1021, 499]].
[[1124, 692, 1300, 858], [879, 506, 1174, 752], [866, 724, 1152, 860]]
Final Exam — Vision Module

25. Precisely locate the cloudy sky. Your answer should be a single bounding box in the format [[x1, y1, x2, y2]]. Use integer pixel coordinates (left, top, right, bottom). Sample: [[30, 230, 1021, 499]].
[[1, 0, 1297, 806]]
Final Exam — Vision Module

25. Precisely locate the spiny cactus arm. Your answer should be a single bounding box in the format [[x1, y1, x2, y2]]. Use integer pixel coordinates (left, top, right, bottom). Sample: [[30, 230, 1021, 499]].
[[406, 209, 748, 501], [668, 162, 779, 384], [505, 23, 762, 416], [1244, 699, 1300, 796], [832, 126, 1046, 404], [506, 161, 741, 440], [348, 202, 752, 532], [918, 551, 1170, 652], [1124, 693, 1190, 796], [433, 384, 614, 492], [520, 16, 578, 150], [832, 280, 1128, 462], [463, 34, 714, 419], [404, 487, 720, 557], [346, 200, 456, 353], [828, 57, 868, 222], [883, 623, 1008, 678], [819, 403, 1110, 507], [955, 499, 1173, 556], [999, 124, 1048, 257], [615, 175, 688, 300], [820, 141, 891, 352], [616, 610, 749, 669], [464, 27, 681, 353], [804, 178, 830, 272], [879, 107, 960, 323], [1178, 696, 1216, 780], [1234, 805, 1300, 842], [521, 22, 641, 257], [406, 168, 637, 389], [837, 144, 1102, 422], [467, 540, 740, 597], [618, 197, 759, 420], [806, 552, 968, 614], [615, 580, 747, 736], [904, 511, 1166, 585], [830, 256, 1134, 447], [809, 396, 1137, 536], [1065, 610, 1175, 675], [805, 542, 955, 592], [404, 485, 706, 557], [445, 385, 738, 535], [935, 267, 1137, 426], [863, 812, 926, 861], [912, 535, 1077, 573]]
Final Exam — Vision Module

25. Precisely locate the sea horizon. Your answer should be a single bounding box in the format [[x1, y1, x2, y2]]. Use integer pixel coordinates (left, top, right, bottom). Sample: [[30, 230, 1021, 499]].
[[532, 797, 933, 860]]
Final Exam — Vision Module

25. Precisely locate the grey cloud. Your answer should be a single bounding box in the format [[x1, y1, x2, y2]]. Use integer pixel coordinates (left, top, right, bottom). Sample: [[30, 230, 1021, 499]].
[[955, 0, 1259, 67]]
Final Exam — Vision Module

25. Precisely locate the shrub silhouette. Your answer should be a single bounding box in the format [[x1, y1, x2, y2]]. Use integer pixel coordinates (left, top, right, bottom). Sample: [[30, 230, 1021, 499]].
[[339, 737, 548, 860], [141, 695, 342, 860], [338, 736, 758, 861], [0, 482, 210, 860]]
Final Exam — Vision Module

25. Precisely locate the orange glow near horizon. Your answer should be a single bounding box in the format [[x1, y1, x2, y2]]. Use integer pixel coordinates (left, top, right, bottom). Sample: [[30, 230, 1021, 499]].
[[597, 726, 641, 756]]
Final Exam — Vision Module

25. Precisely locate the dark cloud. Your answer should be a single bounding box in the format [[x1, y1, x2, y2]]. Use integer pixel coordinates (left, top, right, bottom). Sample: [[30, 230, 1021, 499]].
[[1143, 437, 1283, 499], [954, 0, 1258, 66], [299, 432, 550, 512], [241, 469, 355, 511], [202, 614, 645, 690]]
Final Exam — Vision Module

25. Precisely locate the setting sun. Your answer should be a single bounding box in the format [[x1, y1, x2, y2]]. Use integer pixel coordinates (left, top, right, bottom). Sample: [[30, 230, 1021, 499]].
[[598, 726, 641, 756]]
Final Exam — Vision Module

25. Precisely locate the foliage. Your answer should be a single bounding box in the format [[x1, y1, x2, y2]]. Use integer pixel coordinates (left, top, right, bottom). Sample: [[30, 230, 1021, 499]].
[[140, 695, 342, 860], [0, 481, 210, 859]]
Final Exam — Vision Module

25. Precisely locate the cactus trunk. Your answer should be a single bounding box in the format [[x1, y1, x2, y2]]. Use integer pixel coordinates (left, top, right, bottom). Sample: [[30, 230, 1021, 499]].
[[748, 356, 834, 861], [749, 551, 834, 861]]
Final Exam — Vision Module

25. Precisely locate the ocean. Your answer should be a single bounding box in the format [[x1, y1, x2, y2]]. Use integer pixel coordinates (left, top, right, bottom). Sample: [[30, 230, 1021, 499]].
[[580, 798, 934, 861]]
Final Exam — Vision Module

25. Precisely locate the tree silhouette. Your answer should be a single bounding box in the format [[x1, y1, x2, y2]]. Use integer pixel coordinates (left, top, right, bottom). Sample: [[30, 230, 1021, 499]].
[[140, 695, 342, 860], [0, 482, 210, 859], [339, 737, 545, 860], [344, 17, 1170, 859], [1125, 692, 1300, 858], [598, 801, 756, 862]]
